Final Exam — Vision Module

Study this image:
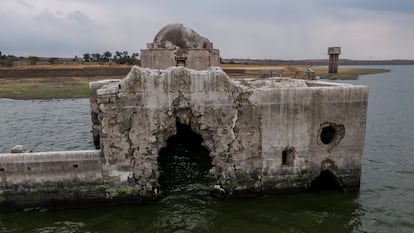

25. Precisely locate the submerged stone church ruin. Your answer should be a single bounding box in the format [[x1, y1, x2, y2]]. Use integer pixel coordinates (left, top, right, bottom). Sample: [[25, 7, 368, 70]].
[[140, 23, 220, 70], [0, 24, 368, 208]]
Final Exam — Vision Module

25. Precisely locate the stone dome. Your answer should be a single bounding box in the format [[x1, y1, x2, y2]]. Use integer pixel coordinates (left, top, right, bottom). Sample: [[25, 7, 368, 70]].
[[152, 23, 213, 50]]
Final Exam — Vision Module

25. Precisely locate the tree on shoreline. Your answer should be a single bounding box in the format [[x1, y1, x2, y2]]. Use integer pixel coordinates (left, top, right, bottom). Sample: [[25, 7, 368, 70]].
[[113, 51, 139, 65], [0, 50, 140, 66], [83, 53, 91, 62], [81, 51, 139, 64], [0, 51, 17, 67], [103, 51, 112, 62], [28, 56, 40, 65], [48, 57, 59, 65]]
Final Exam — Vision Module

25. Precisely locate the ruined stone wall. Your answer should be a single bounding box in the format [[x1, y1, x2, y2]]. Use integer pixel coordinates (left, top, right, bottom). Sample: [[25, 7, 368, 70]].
[[140, 49, 220, 70], [0, 65, 368, 208], [140, 49, 177, 70], [94, 67, 240, 196], [90, 80, 121, 148], [185, 49, 220, 69], [250, 81, 368, 191], [92, 66, 368, 195]]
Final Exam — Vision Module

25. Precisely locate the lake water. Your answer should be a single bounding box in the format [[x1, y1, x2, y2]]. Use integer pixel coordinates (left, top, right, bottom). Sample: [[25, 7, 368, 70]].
[[0, 65, 413, 233]]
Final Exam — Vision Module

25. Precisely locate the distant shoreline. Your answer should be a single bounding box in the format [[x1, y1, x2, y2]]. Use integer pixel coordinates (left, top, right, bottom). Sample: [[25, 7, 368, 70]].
[[0, 64, 389, 99], [221, 58, 414, 66]]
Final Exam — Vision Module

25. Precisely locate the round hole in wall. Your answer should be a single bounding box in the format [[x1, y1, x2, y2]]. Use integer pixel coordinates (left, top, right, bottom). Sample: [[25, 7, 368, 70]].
[[320, 125, 336, 144]]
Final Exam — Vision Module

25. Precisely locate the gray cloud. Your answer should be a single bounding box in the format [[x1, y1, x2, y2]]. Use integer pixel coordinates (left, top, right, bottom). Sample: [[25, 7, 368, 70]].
[[0, 0, 413, 59], [67, 10, 90, 24], [16, 0, 32, 9], [320, 0, 414, 13], [35, 10, 63, 25]]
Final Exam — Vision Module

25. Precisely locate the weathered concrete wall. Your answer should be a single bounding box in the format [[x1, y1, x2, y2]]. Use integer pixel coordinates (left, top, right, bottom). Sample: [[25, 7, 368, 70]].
[[0, 149, 152, 208], [0, 150, 104, 206], [91, 66, 368, 196], [250, 81, 367, 192]]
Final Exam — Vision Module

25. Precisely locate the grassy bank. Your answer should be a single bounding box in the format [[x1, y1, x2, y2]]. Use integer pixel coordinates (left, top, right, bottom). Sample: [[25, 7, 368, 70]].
[[221, 64, 390, 80], [0, 64, 389, 99], [0, 64, 129, 99], [311, 66, 389, 80], [0, 76, 113, 99]]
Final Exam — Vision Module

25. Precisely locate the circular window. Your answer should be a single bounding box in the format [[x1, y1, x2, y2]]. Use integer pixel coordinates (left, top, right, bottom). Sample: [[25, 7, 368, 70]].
[[318, 123, 345, 151], [320, 125, 336, 145]]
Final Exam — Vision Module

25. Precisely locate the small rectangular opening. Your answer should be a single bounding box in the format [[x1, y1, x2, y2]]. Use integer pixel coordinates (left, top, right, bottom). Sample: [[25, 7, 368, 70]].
[[0, 168, 4, 172], [282, 151, 288, 165], [73, 164, 78, 169], [176, 59, 186, 67], [281, 147, 295, 167]]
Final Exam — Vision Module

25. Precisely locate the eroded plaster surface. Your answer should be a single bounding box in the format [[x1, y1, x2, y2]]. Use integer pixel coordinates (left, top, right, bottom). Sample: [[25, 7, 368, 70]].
[[91, 66, 368, 195]]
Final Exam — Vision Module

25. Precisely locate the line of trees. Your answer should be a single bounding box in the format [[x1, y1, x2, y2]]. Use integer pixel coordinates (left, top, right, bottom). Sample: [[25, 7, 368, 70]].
[[82, 51, 140, 65], [0, 54, 61, 67], [0, 49, 141, 68]]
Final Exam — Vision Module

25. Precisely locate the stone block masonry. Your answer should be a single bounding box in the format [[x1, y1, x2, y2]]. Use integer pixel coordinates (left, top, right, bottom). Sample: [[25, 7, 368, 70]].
[[92, 66, 368, 196]]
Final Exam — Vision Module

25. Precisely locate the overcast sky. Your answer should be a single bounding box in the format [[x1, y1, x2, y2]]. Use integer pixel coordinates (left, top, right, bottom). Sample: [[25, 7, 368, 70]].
[[1, 0, 414, 59]]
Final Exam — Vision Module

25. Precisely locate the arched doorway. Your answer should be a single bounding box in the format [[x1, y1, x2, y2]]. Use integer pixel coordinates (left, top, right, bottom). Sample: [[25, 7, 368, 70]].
[[157, 121, 213, 195]]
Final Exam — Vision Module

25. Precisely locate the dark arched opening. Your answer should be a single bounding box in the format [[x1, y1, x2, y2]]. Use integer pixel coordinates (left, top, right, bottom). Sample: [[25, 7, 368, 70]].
[[309, 170, 344, 191], [158, 121, 213, 195]]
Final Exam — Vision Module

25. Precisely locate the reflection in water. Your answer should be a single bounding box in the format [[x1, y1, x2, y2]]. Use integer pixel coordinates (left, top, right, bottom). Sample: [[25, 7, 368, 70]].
[[154, 195, 216, 233], [347, 66, 414, 232], [155, 122, 216, 233], [211, 191, 362, 233], [157, 122, 213, 194]]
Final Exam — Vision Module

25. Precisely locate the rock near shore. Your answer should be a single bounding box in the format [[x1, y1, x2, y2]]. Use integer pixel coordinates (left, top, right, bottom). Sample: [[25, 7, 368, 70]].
[[11, 145, 32, 153]]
